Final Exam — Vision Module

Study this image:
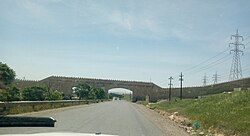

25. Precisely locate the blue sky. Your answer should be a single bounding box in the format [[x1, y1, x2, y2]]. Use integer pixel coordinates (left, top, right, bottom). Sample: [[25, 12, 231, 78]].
[[1, 0, 250, 88]]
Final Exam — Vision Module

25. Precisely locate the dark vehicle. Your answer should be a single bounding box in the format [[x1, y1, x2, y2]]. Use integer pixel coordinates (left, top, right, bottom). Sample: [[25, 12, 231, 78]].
[[0, 116, 56, 127]]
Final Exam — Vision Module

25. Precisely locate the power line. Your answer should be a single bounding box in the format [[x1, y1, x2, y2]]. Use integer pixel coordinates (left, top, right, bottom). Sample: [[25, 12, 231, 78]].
[[183, 48, 230, 72], [241, 67, 250, 75], [245, 42, 250, 45], [219, 72, 231, 80], [243, 68, 250, 73], [183, 35, 248, 77], [242, 66, 250, 71], [188, 54, 231, 74], [195, 55, 231, 73], [229, 29, 245, 81], [219, 65, 250, 77], [244, 36, 250, 41]]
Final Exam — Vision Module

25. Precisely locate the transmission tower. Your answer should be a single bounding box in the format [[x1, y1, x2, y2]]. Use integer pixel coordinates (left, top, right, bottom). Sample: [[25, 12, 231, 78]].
[[229, 29, 245, 81], [202, 74, 208, 86], [212, 71, 220, 84]]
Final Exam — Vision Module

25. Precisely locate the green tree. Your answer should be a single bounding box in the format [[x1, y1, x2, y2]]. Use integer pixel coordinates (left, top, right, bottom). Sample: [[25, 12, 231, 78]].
[[0, 62, 16, 87], [51, 90, 63, 100], [45, 90, 63, 100], [88, 87, 106, 100], [0, 89, 8, 101], [74, 83, 91, 100], [94, 88, 106, 99], [0, 86, 21, 102], [6, 86, 21, 101], [109, 93, 124, 99], [22, 86, 46, 101], [89, 87, 97, 99], [74, 83, 106, 100]]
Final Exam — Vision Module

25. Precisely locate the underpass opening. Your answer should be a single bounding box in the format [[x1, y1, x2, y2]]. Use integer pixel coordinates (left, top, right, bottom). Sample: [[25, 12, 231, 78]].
[[108, 88, 133, 101]]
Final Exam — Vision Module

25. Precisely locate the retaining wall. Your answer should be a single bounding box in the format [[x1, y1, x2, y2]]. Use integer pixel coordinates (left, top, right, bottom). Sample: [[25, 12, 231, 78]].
[[164, 77, 250, 99], [0, 100, 103, 115]]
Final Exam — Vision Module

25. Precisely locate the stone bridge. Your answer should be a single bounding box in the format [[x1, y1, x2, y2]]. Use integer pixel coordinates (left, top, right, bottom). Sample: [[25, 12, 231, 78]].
[[15, 76, 250, 102], [15, 76, 167, 102]]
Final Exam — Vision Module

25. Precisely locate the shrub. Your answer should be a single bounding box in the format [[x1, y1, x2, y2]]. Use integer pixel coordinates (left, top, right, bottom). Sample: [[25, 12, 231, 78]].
[[22, 86, 46, 101], [46, 90, 63, 100], [6, 86, 21, 101]]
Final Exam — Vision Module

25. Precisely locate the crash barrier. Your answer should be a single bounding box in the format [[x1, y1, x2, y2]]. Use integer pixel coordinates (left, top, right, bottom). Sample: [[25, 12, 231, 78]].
[[0, 99, 105, 115]]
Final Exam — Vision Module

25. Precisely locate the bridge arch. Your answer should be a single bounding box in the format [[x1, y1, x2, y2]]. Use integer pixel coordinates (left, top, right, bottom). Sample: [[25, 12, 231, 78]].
[[103, 84, 149, 102], [108, 88, 133, 94], [108, 88, 133, 101]]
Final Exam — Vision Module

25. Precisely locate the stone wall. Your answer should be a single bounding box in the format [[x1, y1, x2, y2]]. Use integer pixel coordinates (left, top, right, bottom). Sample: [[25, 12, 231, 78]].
[[163, 77, 250, 99], [0, 100, 102, 115]]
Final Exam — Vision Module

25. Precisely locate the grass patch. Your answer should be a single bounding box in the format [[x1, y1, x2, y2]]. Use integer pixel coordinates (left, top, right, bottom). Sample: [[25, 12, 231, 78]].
[[150, 90, 250, 136], [136, 101, 148, 106]]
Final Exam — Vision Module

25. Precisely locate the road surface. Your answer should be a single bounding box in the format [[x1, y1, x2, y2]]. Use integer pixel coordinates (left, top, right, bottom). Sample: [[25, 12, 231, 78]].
[[0, 100, 188, 136]]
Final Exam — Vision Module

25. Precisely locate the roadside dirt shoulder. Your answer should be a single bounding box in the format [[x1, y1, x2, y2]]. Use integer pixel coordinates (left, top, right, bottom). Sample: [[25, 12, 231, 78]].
[[134, 103, 189, 136]]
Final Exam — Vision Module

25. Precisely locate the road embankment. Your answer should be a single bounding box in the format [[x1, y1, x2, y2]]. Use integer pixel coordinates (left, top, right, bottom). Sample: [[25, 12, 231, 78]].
[[144, 90, 249, 136]]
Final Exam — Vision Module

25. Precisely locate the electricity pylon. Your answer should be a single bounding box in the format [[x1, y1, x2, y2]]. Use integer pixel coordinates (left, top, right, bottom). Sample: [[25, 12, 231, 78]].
[[202, 74, 208, 86], [212, 71, 220, 84], [229, 29, 245, 81]]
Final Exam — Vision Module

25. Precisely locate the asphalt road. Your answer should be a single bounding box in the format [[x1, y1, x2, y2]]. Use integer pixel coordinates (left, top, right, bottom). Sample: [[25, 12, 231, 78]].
[[0, 100, 188, 136]]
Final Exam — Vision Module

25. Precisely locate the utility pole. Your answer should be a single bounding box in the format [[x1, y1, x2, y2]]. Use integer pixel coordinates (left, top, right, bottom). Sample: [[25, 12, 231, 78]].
[[130, 92, 132, 101], [202, 74, 208, 86], [179, 72, 183, 100], [212, 71, 220, 84], [168, 76, 173, 101], [229, 29, 245, 81]]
